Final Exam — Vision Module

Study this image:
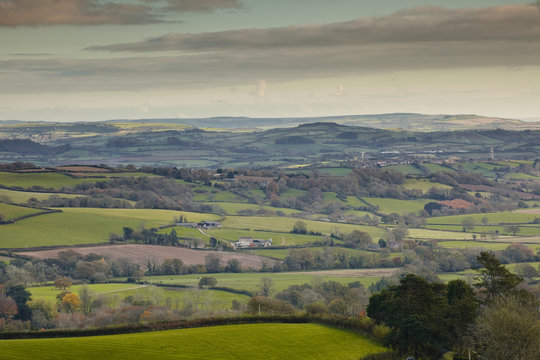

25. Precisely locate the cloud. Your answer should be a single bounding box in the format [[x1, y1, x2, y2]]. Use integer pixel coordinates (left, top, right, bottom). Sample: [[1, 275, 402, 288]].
[[0, 0, 240, 26], [257, 80, 266, 98], [86, 4, 540, 52]]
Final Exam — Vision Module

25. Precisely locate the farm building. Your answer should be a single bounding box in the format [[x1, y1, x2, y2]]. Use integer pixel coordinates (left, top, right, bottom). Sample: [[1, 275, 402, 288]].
[[198, 220, 222, 229], [235, 237, 272, 249]]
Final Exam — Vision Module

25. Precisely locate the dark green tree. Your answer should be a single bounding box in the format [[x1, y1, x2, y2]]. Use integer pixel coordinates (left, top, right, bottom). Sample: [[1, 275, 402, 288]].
[[5, 285, 32, 321], [474, 252, 522, 301]]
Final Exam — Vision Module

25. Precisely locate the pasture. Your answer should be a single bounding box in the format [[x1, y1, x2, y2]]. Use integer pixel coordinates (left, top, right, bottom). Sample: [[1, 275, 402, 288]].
[[0, 209, 219, 248], [200, 202, 300, 215], [0, 203, 45, 220], [361, 197, 432, 215], [146, 268, 396, 292], [0, 172, 103, 189], [205, 228, 325, 246], [221, 216, 386, 239], [0, 188, 80, 204], [426, 211, 540, 225], [0, 323, 387, 360]]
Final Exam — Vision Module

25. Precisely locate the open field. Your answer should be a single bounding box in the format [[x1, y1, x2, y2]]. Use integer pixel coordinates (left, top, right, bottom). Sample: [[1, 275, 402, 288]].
[[426, 211, 540, 225], [425, 224, 540, 236], [146, 268, 397, 292], [0, 172, 103, 189], [221, 216, 386, 239], [436, 240, 513, 251], [19, 244, 277, 270], [402, 179, 452, 192], [0, 188, 80, 204], [406, 228, 477, 240], [201, 202, 300, 215], [0, 203, 45, 220], [361, 197, 432, 215], [28, 283, 250, 307], [205, 228, 326, 246], [0, 323, 387, 360], [0, 208, 220, 248]]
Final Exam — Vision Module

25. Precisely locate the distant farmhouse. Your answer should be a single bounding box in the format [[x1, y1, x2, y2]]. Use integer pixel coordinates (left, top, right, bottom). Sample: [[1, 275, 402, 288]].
[[235, 237, 272, 249], [175, 220, 222, 229]]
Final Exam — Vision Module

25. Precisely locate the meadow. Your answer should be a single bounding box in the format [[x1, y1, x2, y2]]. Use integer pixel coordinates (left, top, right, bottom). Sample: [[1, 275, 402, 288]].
[[220, 216, 386, 239], [361, 197, 432, 215], [0, 172, 103, 189], [146, 269, 393, 292], [0, 323, 387, 360], [200, 202, 300, 215], [0, 208, 220, 248], [0, 203, 45, 220], [0, 188, 80, 204], [426, 211, 540, 225]]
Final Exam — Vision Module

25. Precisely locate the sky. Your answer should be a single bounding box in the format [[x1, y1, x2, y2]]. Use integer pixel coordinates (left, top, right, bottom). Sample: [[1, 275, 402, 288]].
[[1, 0, 540, 122]]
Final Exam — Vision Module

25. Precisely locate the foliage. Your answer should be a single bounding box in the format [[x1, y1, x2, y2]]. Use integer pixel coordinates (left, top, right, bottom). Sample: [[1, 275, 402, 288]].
[[198, 277, 218, 289], [473, 294, 540, 360], [474, 252, 522, 301]]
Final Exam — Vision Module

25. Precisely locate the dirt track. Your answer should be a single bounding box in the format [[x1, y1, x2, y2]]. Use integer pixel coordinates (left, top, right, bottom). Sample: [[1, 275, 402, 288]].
[[18, 244, 277, 270]]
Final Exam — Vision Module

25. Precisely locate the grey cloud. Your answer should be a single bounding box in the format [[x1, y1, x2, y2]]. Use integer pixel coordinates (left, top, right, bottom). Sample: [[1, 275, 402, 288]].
[[86, 4, 540, 52], [0, 0, 240, 26], [4, 39, 540, 95]]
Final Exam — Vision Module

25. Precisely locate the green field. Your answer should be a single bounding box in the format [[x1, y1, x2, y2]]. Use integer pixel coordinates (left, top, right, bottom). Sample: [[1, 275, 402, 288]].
[[146, 270, 385, 293], [436, 240, 513, 250], [426, 212, 540, 225], [29, 283, 146, 302], [0, 172, 103, 189], [200, 202, 300, 215], [0, 203, 45, 220], [425, 224, 540, 236], [0, 208, 220, 248], [29, 283, 249, 308], [402, 179, 452, 192], [0, 323, 387, 360], [407, 228, 477, 240], [0, 188, 80, 204], [221, 216, 386, 239], [361, 197, 432, 215], [205, 228, 325, 246], [383, 164, 425, 175]]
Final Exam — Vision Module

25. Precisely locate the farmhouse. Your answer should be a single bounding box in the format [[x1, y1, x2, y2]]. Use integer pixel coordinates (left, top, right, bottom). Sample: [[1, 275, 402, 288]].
[[235, 237, 272, 249], [198, 220, 222, 229]]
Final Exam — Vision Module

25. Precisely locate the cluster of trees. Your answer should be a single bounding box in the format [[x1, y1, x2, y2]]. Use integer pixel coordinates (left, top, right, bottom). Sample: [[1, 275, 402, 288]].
[[111, 227, 180, 246], [367, 252, 540, 359]]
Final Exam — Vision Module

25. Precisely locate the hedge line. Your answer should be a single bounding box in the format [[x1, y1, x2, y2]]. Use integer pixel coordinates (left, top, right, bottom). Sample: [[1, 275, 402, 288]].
[[0, 314, 383, 341]]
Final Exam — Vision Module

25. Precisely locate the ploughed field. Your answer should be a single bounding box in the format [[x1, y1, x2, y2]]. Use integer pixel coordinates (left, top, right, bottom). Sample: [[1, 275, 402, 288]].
[[0, 323, 387, 360]]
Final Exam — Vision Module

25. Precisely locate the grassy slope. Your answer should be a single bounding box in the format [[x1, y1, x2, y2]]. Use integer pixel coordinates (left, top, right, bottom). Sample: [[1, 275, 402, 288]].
[[0, 188, 80, 203], [0, 323, 387, 360], [361, 197, 431, 215], [221, 216, 386, 238], [0, 172, 103, 189], [146, 271, 383, 292], [0, 203, 44, 220], [0, 208, 220, 248], [426, 212, 539, 225]]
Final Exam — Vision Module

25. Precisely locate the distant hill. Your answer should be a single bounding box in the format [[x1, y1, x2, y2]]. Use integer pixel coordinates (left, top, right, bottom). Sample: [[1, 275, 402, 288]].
[[106, 113, 540, 132]]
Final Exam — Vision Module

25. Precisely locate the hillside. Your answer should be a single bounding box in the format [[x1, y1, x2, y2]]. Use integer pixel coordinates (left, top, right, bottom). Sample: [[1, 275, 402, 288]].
[[1, 121, 539, 168]]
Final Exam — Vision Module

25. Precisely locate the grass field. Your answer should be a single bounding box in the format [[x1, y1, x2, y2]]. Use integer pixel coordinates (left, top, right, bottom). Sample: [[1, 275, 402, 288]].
[[200, 202, 300, 215], [0, 172, 103, 189], [0, 203, 45, 220], [425, 224, 540, 236], [221, 216, 386, 239], [29, 283, 249, 308], [426, 212, 540, 225], [204, 228, 325, 246], [0, 323, 387, 360], [402, 179, 452, 192], [361, 197, 432, 215], [29, 283, 145, 302], [146, 269, 392, 292], [407, 228, 477, 240], [0, 189, 80, 204], [0, 208, 220, 248], [436, 240, 513, 250]]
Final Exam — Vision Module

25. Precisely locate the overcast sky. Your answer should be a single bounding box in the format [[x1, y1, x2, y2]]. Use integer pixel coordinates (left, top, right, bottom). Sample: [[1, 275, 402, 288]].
[[1, 0, 539, 122]]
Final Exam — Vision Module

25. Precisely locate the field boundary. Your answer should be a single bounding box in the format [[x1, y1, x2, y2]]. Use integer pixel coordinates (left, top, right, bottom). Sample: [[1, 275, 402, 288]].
[[0, 314, 383, 341]]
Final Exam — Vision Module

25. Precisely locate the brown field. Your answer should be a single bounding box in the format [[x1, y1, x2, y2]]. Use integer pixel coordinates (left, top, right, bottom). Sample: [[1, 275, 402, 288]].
[[18, 244, 277, 270]]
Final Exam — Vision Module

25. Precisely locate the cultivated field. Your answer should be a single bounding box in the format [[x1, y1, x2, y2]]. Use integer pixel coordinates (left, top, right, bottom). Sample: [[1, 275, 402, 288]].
[[0, 323, 387, 360], [19, 244, 277, 270]]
